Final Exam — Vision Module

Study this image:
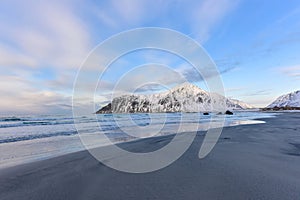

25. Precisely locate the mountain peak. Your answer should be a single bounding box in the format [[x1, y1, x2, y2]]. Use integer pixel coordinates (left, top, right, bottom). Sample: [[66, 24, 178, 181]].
[[96, 82, 253, 113], [267, 90, 300, 108], [175, 82, 198, 88], [173, 82, 201, 89], [170, 82, 207, 93]]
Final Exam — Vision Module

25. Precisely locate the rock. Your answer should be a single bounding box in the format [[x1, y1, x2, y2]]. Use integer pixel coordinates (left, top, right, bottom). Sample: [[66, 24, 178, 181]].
[[261, 106, 300, 111], [203, 112, 209, 115], [95, 83, 253, 114], [225, 110, 233, 115], [96, 103, 112, 114]]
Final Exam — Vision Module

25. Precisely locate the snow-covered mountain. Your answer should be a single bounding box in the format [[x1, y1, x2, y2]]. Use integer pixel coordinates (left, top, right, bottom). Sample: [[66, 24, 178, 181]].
[[267, 90, 300, 108], [227, 98, 254, 109], [96, 82, 254, 113]]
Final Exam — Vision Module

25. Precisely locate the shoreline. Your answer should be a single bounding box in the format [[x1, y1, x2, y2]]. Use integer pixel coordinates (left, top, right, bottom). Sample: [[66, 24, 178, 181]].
[[0, 111, 275, 170], [1, 112, 300, 199]]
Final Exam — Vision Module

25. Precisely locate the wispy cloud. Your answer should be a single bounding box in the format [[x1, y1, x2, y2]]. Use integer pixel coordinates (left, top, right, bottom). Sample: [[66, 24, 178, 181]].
[[111, 0, 150, 25], [0, 44, 37, 67], [0, 1, 92, 114], [91, 0, 239, 43], [0, 75, 71, 114], [90, 0, 168, 29], [240, 89, 273, 97], [190, 0, 240, 42], [96, 64, 185, 95], [278, 65, 300, 79], [3, 0, 296, 113], [225, 87, 246, 93], [2, 1, 91, 69], [177, 64, 238, 83], [249, 7, 300, 62]]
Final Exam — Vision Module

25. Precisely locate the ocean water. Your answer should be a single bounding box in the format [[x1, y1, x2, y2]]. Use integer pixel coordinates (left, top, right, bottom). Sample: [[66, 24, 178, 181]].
[[0, 111, 276, 168]]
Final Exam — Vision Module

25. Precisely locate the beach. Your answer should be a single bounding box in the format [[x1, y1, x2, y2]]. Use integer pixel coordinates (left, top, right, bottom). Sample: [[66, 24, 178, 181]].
[[0, 112, 300, 200]]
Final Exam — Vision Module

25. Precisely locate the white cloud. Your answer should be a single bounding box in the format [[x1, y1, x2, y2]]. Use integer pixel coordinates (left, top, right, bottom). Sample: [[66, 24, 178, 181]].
[[94, 64, 186, 103], [0, 44, 37, 67], [0, 0, 241, 114], [91, 0, 239, 44], [111, 0, 146, 24], [0, 75, 71, 114], [191, 0, 239, 42], [0, 0, 91, 70], [278, 65, 300, 79], [94, 9, 119, 29], [0, 1, 93, 114], [176, 62, 237, 83], [91, 0, 164, 29]]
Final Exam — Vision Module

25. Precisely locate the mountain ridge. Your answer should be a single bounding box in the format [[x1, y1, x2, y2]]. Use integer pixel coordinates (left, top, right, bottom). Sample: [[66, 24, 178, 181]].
[[267, 90, 300, 108], [96, 83, 254, 114]]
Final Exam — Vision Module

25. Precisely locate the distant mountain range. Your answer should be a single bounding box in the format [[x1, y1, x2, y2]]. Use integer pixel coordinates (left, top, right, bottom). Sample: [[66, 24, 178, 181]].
[[265, 90, 300, 110], [96, 83, 254, 114]]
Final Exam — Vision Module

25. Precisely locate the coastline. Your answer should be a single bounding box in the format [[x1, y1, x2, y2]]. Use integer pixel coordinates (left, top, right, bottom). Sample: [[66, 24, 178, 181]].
[[0, 111, 275, 169], [1, 112, 300, 199]]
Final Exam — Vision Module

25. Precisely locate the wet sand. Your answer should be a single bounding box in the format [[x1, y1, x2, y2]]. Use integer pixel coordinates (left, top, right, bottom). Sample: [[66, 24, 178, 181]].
[[0, 113, 300, 200]]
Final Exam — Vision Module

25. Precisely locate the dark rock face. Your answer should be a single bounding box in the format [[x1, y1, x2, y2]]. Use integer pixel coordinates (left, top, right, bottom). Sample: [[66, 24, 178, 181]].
[[197, 97, 203, 103], [262, 106, 300, 111], [96, 103, 112, 114], [225, 110, 233, 115]]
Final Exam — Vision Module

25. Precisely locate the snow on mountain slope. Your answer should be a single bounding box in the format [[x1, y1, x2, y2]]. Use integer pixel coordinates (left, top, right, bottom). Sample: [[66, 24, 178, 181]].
[[267, 90, 300, 108], [96, 82, 254, 113], [228, 99, 254, 109]]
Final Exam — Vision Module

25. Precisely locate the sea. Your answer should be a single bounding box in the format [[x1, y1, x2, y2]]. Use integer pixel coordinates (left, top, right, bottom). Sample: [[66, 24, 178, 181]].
[[0, 111, 276, 169]]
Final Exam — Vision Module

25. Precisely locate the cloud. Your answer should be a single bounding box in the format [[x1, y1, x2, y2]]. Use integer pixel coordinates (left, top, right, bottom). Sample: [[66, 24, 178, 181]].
[[0, 0, 241, 114], [278, 65, 300, 79], [134, 83, 168, 93], [249, 8, 300, 63], [91, 0, 239, 43], [190, 0, 240, 42], [94, 60, 238, 105], [90, 0, 168, 29], [225, 88, 274, 108], [93, 9, 119, 29], [0, 44, 38, 67], [240, 89, 273, 97], [0, 1, 92, 114], [111, 0, 149, 24], [177, 64, 238, 82], [214, 57, 241, 70], [244, 98, 273, 108], [0, 75, 72, 114], [0, 0, 91, 70], [107, 64, 184, 91], [225, 87, 246, 93], [92, 64, 186, 104]]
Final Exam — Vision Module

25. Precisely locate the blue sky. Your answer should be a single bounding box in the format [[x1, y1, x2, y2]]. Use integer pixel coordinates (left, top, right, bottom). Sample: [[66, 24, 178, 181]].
[[0, 0, 300, 114]]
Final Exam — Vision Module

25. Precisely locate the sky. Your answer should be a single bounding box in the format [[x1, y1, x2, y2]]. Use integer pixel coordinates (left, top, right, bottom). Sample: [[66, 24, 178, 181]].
[[0, 0, 300, 114]]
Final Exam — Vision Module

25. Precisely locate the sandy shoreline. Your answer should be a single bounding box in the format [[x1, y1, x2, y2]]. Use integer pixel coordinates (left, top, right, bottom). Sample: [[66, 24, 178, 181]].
[[0, 113, 300, 199]]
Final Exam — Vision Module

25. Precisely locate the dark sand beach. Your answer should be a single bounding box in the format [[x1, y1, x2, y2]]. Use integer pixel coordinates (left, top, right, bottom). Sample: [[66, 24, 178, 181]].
[[1, 113, 300, 200]]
